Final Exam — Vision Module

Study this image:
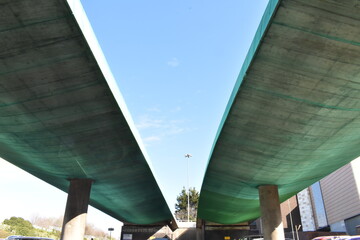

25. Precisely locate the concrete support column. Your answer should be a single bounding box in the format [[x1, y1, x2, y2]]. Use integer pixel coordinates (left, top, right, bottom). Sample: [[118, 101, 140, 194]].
[[61, 178, 93, 240], [258, 185, 285, 240]]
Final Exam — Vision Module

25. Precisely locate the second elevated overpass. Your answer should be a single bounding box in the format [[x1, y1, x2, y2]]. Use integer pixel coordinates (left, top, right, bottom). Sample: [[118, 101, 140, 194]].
[[198, 0, 360, 239]]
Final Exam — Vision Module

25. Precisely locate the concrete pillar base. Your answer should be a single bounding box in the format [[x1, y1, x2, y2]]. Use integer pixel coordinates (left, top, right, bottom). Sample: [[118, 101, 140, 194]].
[[258, 185, 285, 240], [61, 178, 92, 240]]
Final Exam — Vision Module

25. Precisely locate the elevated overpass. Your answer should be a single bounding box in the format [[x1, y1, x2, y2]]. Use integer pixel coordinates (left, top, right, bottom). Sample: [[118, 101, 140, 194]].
[[198, 0, 360, 239], [0, 0, 176, 238], [2, 0, 360, 240]]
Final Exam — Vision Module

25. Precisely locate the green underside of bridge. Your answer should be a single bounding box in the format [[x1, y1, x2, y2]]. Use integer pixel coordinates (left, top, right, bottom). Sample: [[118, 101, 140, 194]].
[[198, 0, 360, 224], [0, 0, 172, 225], [2, 0, 360, 227]]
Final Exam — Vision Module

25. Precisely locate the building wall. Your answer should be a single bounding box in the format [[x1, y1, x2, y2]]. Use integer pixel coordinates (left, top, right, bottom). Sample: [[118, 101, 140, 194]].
[[320, 158, 360, 225], [345, 214, 360, 235], [121, 225, 172, 240], [351, 159, 360, 194], [297, 188, 316, 231], [281, 196, 297, 229], [280, 195, 302, 233], [309, 182, 328, 229], [329, 220, 346, 233]]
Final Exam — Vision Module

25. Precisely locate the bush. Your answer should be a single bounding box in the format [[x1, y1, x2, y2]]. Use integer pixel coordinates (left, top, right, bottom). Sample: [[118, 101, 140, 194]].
[[3, 216, 35, 236]]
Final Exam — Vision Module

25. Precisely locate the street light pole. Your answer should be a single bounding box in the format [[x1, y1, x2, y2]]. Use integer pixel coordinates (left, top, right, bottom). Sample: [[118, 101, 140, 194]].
[[108, 227, 114, 240], [185, 154, 192, 222]]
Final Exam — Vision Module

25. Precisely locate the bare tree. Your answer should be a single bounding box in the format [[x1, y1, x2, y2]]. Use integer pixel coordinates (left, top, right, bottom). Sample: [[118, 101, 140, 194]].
[[30, 214, 63, 229], [85, 222, 107, 238]]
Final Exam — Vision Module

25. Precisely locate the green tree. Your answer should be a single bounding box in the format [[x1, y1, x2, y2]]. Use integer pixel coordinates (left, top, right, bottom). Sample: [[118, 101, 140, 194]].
[[3, 216, 35, 236], [175, 187, 199, 221]]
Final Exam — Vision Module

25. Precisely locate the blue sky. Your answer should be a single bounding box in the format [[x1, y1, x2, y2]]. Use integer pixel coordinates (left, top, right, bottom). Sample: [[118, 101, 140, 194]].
[[0, 0, 268, 235], [80, 0, 268, 209]]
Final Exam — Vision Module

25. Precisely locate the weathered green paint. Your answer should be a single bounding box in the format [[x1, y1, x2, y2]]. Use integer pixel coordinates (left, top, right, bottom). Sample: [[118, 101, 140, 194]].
[[199, 0, 360, 224], [0, 0, 172, 225]]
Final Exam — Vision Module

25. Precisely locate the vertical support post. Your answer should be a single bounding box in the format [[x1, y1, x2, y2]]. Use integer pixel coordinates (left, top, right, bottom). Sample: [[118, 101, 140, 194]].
[[61, 178, 93, 240], [202, 220, 205, 240], [196, 227, 201, 240], [258, 185, 285, 240], [287, 199, 295, 240], [196, 219, 205, 240]]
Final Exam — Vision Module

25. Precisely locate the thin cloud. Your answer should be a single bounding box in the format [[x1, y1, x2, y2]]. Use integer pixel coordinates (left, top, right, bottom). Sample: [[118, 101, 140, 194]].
[[135, 114, 188, 146], [167, 57, 180, 67], [166, 127, 185, 135], [143, 136, 161, 142], [171, 106, 182, 113], [147, 107, 161, 112], [136, 115, 163, 129]]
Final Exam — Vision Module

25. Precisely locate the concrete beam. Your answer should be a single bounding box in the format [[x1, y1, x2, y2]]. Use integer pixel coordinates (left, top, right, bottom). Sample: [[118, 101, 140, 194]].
[[61, 179, 93, 240], [258, 185, 284, 240], [168, 217, 179, 231]]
